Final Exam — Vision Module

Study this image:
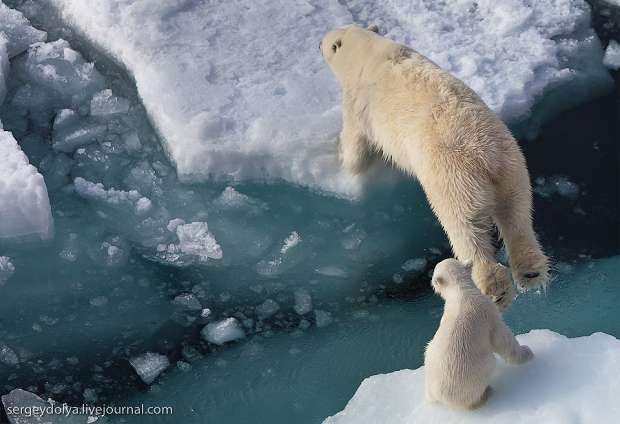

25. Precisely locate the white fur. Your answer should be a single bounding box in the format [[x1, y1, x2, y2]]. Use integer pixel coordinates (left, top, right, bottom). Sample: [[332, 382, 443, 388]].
[[425, 259, 533, 409], [321, 25, 549, 310]]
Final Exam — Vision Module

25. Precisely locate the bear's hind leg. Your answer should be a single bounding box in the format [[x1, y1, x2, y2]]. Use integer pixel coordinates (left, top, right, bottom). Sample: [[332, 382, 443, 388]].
[[494, 186, 549, 290], [422, 177, 515, 310]]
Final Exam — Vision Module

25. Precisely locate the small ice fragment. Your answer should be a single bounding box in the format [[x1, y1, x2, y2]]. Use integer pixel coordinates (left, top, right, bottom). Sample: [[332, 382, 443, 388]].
[[0, 256, 15, 285], [90, 89, 130, 116], [89, 296, 108, 307], [315, 266, 347, 278], [201, 318, 245, 345], [83, 388, 97, 403], [176, 222, 223, 261], [603, 40, 620, 71], [167, 218, 185, 232], [401, 258, 427, 272], [0, 344, 19, 366], [256, 299, 280, 320], [392, 273, 404, 284], [172, 293, 202, 311], [200, 308, 212, 319], [135, 197, 152, 214], [129, 352, 170, 384], [281, 231, 301, 254], [293, 289, 313, 315], [315, 310, 333, 328]]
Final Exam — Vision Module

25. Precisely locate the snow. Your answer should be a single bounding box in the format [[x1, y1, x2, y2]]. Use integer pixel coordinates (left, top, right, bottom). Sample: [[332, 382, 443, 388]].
[[603, 40, 620, 70], [201, 317, 246, 345], [324, 330, 620, 424], [0, 129, 53, 241], [129, 352, 170, 385], [0, 2, 46, 58], [42, 0, 612, 197]]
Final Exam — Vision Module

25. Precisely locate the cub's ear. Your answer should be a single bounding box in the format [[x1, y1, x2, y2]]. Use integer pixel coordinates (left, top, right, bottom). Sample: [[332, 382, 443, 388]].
[[367, 24, 379, 34], [433, 276, 446, 287]]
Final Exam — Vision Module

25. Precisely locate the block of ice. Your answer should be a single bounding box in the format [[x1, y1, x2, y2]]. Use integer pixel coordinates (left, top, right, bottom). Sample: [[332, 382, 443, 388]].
[[89, 89, 129, 116], [255, 298, 280, 320], [0, 129, 53, 241], [16, 39, 105, 107], [294, 289, 313, 315], [201, 318, 245, 345], [176, 222, 223, 261], [52, 109, 107, 152], [401, 258, 427, 272], [73, 177, 152, 215], [41, 0, 611, 196], [172, 293, 202, 311], [324, 330, 620, 424], [0, 255, 14, 285], [603, 40, 620, 70], [0, 2, 46, 58], [129, 352, 170, 385]]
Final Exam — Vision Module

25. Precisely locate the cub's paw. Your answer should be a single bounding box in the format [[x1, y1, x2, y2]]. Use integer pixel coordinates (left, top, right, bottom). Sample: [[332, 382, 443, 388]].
[[473, 262, 515, 311]]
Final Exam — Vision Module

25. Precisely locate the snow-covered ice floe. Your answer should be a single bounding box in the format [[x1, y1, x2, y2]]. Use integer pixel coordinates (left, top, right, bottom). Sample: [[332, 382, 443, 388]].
[[0, 128, 53, 241], [41, 0, 612, 197], [324, 330, 620, 424]]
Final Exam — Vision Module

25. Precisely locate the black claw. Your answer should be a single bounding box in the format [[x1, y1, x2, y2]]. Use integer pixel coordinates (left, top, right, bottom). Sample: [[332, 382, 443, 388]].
[[524, 272, 540, 279]]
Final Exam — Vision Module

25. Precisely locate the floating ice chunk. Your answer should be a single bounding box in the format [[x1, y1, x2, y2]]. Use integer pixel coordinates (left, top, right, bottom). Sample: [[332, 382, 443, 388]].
[[172, 293, 202, 311], [129, 352, 170, 385], [315, 266, 347, 278], [281, 231, 301, 254], [3, 389, 96, 424], [52, 109, 107, 152], [0, 2, 46, 58], [90, 89, 130, 116], [19, 39, 105, 104], [166, 218, 185, 233], [201, 318, 245, 345], [122, 130, 142, 152], [315, 310, 334, 328], [47, 0, 612, 196], [0, 129, 53, 241], [0, 256, 15, 285], [73, 177, 152, 214], [603, 40, 620, 70], [341, 225, 367, 250], [256, 299, 280, 320], [401, 258, 427, 272], [214, 186, 267, 212], [0, 344, 19, 365], [176, 222, 223, 261], [294, 289, 313, 315], [324, 330, 620, 424]]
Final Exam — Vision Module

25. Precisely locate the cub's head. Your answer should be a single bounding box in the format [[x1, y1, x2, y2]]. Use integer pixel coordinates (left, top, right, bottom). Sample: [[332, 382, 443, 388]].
[[431, 258, 475, 299], [319, 24, 380, 82]]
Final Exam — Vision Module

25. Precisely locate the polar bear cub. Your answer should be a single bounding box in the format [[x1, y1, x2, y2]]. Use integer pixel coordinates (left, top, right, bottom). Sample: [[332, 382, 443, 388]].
[[424, 258, 533, 409], [320, 24, 549, 310]]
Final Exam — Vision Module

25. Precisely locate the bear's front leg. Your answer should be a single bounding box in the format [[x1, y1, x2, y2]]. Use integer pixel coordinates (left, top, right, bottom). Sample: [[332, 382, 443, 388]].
[[338, 104, 373, 175]]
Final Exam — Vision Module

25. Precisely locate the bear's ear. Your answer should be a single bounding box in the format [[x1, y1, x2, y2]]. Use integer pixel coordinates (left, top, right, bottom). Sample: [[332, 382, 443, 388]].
[[367, 24, 379, 34]]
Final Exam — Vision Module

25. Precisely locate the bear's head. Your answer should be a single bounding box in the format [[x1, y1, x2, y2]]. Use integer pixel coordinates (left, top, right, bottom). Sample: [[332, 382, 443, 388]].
[[319, 24, 382, 83], [431, 258, 476, 298]]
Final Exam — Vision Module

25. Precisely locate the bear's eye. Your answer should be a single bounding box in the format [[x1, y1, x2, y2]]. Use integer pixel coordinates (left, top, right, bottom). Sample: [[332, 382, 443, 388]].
[[332, 39, 342, 53]]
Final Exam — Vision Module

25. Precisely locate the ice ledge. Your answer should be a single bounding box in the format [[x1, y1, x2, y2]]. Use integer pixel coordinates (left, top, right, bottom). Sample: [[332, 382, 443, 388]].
[[324, 330, 620, 424], [0, 128, 53, 242]]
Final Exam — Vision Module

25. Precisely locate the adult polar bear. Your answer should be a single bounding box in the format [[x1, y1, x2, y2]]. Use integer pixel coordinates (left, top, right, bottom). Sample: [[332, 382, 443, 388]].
[[320, 25, 549, 309]]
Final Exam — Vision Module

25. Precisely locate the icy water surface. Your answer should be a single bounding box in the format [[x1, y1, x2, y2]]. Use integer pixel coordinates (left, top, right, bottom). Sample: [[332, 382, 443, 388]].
[[0, 1, 618, 423]]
